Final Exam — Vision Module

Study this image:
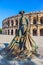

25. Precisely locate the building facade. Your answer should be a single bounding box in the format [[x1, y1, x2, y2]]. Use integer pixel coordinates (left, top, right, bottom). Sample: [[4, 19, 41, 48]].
[[2, 11, 43, 36]]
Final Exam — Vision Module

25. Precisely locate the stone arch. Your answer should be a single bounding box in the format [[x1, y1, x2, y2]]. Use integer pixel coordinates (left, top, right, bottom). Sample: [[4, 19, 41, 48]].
[[8, 30, 10, 35], [11, 29, 13, 35], [16, 19, 18, 25], [33, 28, 37, 36], [15, 29, 18, 36], [40, 28, 43, 36], [7, 20, 10, 26], [33, 17, 37, 24], [11, 20, 14, 26], [40, 17, 43, 24]]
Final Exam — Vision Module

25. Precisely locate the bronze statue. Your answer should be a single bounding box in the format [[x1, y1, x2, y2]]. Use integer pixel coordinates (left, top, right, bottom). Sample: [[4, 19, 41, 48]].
[[19, 11, 29, 36], [4, 11, 38, 59]]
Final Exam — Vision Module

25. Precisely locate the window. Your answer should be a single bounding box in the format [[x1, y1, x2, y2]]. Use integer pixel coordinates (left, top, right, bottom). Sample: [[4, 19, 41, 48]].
[[11, 20, 14, 27], [11, 30, 13, 35], [16, 19, 18, 25], [40, 17, 43, 24], [15, 29, 18, 36], [40, 29, 43, 36], [33, 29, 37, 36], [7, 20, 10, 27], [33, 17, 37, 24], [8, 30, 10, 35]]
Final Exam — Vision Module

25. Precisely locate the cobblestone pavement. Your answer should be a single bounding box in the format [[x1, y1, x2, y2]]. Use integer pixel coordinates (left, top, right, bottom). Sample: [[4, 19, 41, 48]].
[[0, 41, 43, 65], [0, 54, 43, 65]]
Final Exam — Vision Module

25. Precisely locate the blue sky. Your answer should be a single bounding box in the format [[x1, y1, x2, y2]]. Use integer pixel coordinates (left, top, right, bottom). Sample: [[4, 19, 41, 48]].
[[0, 0, 43, 28]]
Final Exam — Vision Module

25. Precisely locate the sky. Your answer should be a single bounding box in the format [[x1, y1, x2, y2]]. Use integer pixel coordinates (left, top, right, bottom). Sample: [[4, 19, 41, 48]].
[[0, 0, 43, 28]]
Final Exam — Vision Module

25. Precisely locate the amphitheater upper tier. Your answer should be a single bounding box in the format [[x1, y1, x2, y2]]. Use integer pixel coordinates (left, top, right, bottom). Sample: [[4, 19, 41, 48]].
[[2, 11, 43, 36]]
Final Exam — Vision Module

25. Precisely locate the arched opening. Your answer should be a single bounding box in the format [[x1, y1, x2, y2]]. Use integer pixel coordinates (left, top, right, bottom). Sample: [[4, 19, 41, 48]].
[[11, 20, 14, 27], [11, 30, 13, 35], [8, 30, 10, 35], [16, 19, 18, 25], [33, 17, 37, 24], [33, 29, 37, 36], [7, 20, 10, 27], [40, 17, 43, 24], [15, 29, 18, 36], [40, 28, 43, 36]]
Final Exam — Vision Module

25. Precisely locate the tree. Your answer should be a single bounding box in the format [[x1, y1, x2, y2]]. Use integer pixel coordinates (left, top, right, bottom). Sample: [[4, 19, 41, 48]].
[[0, 28, 2, 34]]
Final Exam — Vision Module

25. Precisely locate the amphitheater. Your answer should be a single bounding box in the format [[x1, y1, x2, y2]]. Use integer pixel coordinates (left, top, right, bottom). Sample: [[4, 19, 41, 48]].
[[2, 11, 43, 36], [0, 11, 43, 56]]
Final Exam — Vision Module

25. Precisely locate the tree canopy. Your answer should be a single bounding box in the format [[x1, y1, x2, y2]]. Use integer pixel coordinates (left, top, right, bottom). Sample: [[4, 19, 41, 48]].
[[0, 28, 2, 34]]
